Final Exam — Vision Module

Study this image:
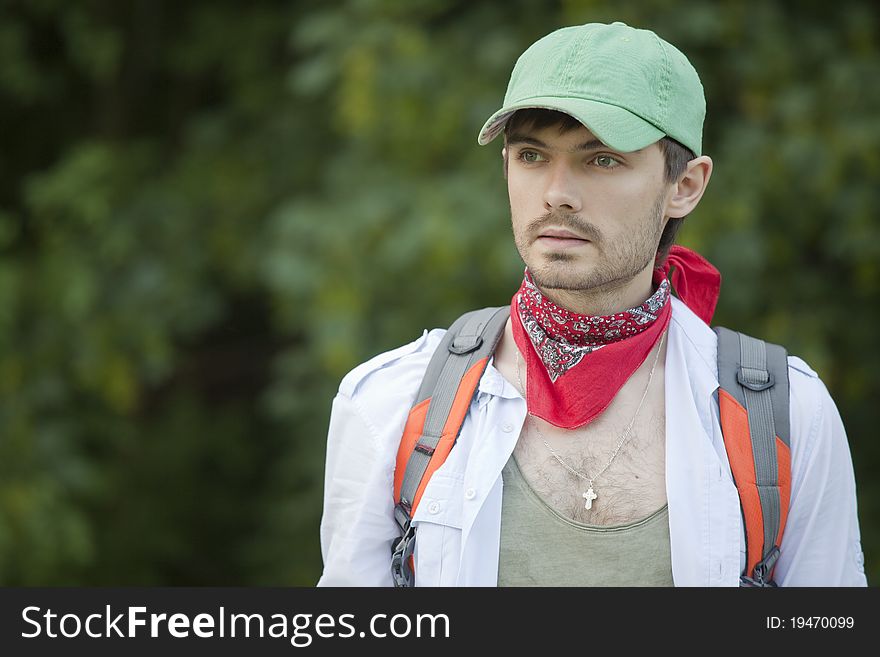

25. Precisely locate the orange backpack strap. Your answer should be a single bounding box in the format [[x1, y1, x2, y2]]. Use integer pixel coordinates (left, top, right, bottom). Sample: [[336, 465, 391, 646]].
[[715, 327, 791, 587], [390, 306, 509, 587]]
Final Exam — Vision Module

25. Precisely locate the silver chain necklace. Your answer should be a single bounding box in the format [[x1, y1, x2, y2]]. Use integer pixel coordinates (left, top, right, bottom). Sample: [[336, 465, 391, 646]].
[[514, 329, 665, 510]]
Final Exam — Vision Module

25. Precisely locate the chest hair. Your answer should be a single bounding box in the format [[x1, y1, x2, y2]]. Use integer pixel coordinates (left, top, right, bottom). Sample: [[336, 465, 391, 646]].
[[511, 408, 667, 526]]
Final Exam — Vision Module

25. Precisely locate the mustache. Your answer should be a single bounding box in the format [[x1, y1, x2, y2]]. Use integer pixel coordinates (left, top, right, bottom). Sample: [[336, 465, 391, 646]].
[[527, 212, 603, 242]]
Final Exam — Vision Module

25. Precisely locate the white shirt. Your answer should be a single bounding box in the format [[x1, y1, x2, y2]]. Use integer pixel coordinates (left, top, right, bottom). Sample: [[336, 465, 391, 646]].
[[317, 297, 867, 586]]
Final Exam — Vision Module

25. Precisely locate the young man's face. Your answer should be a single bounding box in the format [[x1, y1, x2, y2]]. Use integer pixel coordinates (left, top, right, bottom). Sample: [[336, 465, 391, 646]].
[[504, 121, 672, 294]]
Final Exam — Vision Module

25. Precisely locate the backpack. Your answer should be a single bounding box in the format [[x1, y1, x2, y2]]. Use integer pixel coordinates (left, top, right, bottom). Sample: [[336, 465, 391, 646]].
[[391, 306, 791, 588]]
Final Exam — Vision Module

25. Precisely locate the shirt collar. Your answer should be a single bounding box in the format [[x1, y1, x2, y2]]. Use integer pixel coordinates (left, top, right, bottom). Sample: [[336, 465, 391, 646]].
[[477, 356, 523, 404], [668, 295, 719, 393]]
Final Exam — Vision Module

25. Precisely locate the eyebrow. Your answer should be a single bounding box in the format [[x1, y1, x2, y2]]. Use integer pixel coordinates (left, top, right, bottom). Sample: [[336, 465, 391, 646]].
[[505, 134, 608, 152]]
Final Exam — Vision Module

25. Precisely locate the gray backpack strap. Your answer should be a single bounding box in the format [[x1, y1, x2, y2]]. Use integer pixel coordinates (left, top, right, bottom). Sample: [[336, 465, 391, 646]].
[[391, 306, 510, 587], [715, 327, 790, 587]]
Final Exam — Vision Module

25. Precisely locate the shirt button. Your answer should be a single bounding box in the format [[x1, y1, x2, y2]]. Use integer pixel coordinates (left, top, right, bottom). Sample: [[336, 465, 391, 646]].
[[427, 501, 440, 514], [501, 423, 514, 433], [464, 488, 476, 500]]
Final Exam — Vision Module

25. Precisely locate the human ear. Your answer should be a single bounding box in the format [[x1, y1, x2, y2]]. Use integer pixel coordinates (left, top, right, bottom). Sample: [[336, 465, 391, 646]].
[[667, 155, 713, 218], [502, 146, 508, 180]]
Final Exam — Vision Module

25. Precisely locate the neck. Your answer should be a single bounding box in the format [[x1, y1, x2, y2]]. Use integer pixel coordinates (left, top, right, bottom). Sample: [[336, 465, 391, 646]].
[[535, 263, 656, 316]]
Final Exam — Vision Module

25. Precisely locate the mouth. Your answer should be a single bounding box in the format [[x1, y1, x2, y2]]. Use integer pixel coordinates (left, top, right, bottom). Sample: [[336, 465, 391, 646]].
[[536, 228, 590, 248]]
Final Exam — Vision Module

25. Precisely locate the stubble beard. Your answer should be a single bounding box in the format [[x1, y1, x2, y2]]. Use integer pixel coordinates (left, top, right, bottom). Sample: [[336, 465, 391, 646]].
[[514, 191, 667, 294]]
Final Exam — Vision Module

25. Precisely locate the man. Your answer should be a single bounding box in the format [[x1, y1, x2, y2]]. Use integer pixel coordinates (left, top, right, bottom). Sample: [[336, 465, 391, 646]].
[[317, 22, 867, 586]]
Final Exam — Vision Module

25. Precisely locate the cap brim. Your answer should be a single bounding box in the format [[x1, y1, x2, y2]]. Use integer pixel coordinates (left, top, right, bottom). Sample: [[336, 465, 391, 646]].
[[477, 96, 665, 152]]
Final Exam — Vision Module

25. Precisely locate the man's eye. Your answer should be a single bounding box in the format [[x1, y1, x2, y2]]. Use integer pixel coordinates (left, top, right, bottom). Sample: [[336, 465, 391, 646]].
[[518, 150, 544, 163], [593, 154, 621, 168]]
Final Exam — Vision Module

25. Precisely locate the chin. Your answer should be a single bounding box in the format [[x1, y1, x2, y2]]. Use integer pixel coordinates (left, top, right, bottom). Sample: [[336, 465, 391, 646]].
[[530, 261, 594, 290]]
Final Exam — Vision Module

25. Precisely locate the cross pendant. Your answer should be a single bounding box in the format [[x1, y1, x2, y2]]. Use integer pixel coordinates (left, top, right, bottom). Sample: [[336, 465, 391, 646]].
[[582, 486, 597, 510]]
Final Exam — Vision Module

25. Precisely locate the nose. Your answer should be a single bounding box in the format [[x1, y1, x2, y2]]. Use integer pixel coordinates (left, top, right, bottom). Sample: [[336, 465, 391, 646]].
[[543, 163, 582, 213]]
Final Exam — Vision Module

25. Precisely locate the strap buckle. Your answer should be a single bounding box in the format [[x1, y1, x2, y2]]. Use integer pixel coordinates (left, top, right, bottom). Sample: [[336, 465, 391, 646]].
[[390, 524, 416, 588], [737, 367, 775, 392], [449, 334, 483, 354], [740, 545, 780, 587]]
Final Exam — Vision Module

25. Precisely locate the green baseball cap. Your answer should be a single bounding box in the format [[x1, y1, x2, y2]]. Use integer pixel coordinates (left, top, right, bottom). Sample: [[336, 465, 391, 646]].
[[477, 22, 706, 156]]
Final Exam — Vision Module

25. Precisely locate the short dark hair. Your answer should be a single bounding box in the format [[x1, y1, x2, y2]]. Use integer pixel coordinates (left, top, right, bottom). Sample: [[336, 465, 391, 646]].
[[503, 108, 695, 261]]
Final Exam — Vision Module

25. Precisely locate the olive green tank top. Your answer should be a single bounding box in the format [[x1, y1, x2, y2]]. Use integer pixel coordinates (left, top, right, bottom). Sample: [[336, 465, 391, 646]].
[[498, 454, 674, 587]]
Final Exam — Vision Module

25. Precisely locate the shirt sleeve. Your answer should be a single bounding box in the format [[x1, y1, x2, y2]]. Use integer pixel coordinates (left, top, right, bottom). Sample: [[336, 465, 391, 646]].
[[774, 365, 867, 586], [316, 329, 441, 586], [316, 392, 399, 586]]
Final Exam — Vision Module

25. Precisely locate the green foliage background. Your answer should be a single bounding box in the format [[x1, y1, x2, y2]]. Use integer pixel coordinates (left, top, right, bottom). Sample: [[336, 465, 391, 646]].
[[0, 0, 876, 585]]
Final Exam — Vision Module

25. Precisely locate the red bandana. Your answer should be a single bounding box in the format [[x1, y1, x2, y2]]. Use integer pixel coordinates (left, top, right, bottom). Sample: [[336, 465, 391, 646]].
[[510, 245, 721, 429]]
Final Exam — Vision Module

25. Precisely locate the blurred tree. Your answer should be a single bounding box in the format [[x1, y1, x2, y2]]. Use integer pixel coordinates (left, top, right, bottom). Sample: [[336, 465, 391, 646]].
[[0, 0, 876, 585]]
